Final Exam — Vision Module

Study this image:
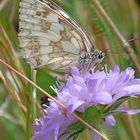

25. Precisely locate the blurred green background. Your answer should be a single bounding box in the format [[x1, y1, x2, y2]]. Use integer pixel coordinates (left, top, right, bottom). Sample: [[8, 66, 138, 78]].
[[0, 0, 140, 140]]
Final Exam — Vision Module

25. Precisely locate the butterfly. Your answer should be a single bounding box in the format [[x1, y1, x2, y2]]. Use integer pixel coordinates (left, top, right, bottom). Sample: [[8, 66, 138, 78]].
[[18, 0, 105, 72]]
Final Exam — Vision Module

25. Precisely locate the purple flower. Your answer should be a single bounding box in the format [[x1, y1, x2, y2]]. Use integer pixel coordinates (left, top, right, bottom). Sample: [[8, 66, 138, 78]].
[[32, 66, 140, 140]]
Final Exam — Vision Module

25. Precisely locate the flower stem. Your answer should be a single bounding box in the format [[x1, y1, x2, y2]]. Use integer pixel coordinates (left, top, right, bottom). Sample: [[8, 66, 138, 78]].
[[31, 69, 37, 119]]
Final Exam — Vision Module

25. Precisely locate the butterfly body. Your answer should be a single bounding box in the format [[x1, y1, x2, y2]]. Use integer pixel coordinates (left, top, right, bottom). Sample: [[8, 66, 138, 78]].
[[19, 0, 105, 72]]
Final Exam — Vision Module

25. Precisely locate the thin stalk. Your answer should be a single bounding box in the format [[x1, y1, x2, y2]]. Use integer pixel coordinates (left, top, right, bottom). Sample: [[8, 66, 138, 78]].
[[26, 97, 32, 140], [31, 69, 37, 119], [103, 36, 116, 67], [0, 0, 9, 12], [92, 0, 140, 74], [0, 59, 109, 140], [124, 103, 139, 140]]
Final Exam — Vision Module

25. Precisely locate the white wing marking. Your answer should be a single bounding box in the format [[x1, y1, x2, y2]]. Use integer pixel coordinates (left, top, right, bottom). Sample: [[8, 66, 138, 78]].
[[50, 23, 64, 34], [61, 41, 79, 54], [71, 37, 80, 50]]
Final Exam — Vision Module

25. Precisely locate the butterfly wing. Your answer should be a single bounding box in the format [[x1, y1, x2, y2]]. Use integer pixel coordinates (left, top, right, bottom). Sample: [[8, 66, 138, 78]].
[[19, 0, 92, 72]]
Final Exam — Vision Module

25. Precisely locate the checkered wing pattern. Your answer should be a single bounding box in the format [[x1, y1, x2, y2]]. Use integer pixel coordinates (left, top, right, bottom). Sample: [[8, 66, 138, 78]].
[[19, 0, 93, 72]]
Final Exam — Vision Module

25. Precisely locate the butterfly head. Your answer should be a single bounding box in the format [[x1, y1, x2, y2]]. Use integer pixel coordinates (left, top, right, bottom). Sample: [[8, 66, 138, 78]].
[[78, 48, 105, 71], [90, 48, 105, 63]]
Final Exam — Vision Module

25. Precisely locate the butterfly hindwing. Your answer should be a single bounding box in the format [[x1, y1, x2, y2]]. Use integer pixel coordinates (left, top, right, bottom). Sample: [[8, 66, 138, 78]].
[[19, 0, 92, 71]]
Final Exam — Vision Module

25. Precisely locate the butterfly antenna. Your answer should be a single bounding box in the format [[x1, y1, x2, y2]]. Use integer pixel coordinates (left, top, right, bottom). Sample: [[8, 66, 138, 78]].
[[102, 37, 139, 54]]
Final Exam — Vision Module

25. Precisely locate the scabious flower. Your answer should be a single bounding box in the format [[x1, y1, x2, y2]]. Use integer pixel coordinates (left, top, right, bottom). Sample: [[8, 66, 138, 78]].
[[31, 66, 140, 140]]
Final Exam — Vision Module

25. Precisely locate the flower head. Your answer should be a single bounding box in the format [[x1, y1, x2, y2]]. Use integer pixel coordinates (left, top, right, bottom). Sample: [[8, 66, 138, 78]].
[[32, 66, 140, 140]]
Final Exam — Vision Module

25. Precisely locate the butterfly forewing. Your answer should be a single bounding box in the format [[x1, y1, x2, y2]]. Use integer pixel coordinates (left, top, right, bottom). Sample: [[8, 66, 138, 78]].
[[18, 0, 94, 72]]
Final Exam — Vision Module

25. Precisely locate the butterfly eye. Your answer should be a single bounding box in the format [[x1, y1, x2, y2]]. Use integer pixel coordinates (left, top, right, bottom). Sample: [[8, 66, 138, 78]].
[[98, 52, 105, 59]]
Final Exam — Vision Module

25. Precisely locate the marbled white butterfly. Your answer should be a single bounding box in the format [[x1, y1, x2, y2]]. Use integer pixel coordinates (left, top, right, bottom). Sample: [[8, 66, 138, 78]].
[[18, 0, 105, 72]]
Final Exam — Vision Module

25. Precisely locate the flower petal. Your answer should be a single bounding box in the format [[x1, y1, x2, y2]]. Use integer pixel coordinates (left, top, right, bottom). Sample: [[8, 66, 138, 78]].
[[90, 131, 101, 140], [105, 115, 116, 127], [67, 98, 85, 113], [116, 108, 140, 115], [123, 85, 140, 94], [71, 67, 81, 77], [86, 79, 98, 93], [92, 91, 112, 104]]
